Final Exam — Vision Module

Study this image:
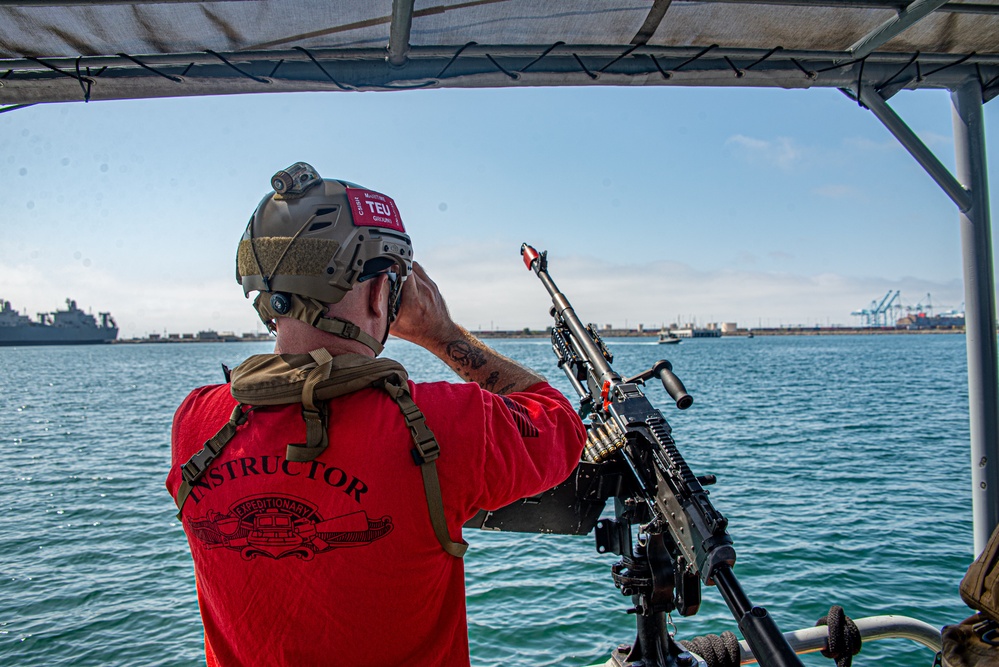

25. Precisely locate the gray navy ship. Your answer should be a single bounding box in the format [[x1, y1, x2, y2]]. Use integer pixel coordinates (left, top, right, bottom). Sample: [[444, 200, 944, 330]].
[[0, 299, 118, 346]]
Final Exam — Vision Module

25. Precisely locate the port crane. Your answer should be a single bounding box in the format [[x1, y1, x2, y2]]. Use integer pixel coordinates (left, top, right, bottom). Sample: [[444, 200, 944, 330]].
[[852, 290, 901, 328], [906, 293, 935, 317]]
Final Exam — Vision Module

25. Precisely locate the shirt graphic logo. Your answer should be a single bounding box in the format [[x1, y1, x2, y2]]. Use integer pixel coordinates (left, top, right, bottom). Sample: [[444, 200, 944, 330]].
[[187, 494, 392, 560], [501, 397, 540, 438]]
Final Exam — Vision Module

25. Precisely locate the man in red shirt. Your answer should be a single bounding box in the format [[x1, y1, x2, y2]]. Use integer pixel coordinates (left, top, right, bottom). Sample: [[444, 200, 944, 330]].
[[166, 163, 586, 666]]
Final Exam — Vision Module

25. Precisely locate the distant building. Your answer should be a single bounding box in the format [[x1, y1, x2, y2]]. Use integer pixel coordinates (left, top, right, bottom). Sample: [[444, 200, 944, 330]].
[[720, 322, 739, 333], [672, 327, 722, 338], [897, 312, 965, 330]]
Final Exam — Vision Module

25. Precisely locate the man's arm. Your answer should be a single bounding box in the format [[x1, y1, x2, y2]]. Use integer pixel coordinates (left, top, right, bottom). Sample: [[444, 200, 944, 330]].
[[389, 262, 545, 394]]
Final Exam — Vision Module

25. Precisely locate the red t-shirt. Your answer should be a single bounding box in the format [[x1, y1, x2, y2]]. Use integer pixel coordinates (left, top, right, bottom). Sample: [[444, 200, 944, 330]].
[[166, 378, 585, 667]]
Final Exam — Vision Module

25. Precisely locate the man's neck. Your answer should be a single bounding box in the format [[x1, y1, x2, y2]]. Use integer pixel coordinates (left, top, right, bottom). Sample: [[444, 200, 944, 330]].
[[273, 318, 377, 357]]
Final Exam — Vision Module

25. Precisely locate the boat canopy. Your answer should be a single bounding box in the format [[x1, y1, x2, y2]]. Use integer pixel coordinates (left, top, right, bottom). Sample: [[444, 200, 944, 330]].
[[2, 0, 998, 553], [0, 0, 997, 104]]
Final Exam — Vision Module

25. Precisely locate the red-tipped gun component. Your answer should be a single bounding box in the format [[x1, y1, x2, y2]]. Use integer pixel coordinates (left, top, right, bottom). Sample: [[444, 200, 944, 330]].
[[521, 243, 541, 271]]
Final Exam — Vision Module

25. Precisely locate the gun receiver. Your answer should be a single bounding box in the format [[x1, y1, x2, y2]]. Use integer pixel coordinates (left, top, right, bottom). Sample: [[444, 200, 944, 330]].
[[516, 243, 803, 667]]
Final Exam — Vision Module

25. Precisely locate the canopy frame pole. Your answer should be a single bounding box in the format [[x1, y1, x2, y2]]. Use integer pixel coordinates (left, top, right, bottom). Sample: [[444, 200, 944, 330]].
[[858, 82, 997, 554], [849, 0, 950, 60], [857, 85, 972, 210], [388, 0, 415, 66], [953, 79, 999, 555]]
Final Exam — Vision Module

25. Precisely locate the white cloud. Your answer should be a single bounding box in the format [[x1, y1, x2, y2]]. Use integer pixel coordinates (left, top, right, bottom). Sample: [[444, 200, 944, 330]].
[[0, 241, 968, 338], [417, 241, 966, 330], [725, 134, 802, 169]]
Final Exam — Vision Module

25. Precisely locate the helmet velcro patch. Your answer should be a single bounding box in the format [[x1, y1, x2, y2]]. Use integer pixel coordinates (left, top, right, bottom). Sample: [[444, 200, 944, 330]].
[[237, 237, 340, 278]]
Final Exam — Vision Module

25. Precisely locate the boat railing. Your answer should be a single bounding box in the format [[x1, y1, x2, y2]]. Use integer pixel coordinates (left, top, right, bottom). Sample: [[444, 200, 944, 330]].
[[591, 615, 942, 667], [735, 615, 941, 665]]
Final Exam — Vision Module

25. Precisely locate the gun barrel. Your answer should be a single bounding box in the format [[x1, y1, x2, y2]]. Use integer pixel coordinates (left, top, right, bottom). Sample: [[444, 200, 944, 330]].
[[521, 244, 618, 393]]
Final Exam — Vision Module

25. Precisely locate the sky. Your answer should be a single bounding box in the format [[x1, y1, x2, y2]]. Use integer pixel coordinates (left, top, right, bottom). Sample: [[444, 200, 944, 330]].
[[1, 84, 996, 338]]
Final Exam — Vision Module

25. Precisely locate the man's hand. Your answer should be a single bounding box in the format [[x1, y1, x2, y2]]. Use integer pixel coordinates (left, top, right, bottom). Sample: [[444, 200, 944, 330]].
[[389, 262, 460, 349], [390, 262, 545, 394]]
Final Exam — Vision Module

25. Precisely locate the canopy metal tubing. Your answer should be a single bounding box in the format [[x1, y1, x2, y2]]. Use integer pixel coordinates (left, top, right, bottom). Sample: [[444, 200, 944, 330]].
[[2, 46, 999, 106], [5, 44, 999, 72], [953, 79, 999, 555], [735, 615, 942, 664], [685, 0, 999, 12], [857, 85, 972, 211], [848, 0, 950, 60], [387, 0, 415, 67], [858, 80, 997, 555], [1, 0, 998, 11]]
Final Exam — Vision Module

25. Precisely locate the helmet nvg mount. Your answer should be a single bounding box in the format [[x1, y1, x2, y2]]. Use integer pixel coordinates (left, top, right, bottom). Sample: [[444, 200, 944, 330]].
[[236, 162, 413, 354]]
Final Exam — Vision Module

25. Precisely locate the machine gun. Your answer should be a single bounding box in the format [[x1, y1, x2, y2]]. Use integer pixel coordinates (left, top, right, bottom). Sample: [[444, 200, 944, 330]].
[[467, 245, 804, 667]]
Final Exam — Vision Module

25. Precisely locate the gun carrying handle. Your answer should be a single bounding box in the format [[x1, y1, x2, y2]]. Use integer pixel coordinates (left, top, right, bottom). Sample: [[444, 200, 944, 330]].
[[653, 360, 693, 410]]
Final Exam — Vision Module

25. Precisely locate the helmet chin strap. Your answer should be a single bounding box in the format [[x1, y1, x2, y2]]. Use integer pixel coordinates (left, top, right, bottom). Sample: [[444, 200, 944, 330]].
[[253, 292, 385, 356]]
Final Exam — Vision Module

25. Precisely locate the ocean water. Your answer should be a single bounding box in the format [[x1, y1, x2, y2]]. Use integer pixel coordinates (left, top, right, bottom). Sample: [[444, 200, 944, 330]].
[[0, 333, 974, 666]]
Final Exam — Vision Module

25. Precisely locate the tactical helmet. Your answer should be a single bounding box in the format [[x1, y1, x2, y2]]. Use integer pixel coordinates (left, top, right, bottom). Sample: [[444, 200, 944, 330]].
[[237, 162, 413, 350]]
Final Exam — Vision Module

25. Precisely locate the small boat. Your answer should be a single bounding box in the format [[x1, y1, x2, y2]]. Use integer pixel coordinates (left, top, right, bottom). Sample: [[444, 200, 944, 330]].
[[658, 331, 681, 345]]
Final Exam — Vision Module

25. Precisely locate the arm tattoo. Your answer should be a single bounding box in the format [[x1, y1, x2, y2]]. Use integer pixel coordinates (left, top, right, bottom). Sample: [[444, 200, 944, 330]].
[[446, 340, 487, 370], [498, 383, 516, 395], [483, 371, 500, 391]]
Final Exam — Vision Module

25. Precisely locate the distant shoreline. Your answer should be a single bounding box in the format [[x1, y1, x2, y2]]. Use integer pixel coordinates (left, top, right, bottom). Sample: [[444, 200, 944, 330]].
[[470, 327, 965, 338], [114, 326, 966, 344]]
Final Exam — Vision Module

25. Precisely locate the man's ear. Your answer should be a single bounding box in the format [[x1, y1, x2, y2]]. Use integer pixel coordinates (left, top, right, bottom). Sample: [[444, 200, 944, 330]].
[[367, 274, 391, 319]]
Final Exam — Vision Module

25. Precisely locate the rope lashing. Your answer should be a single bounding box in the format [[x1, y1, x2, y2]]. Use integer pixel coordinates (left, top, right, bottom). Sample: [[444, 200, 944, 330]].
[[672, 44, 719, 73], [598, 43, 642, 73], [572, 53, 598, 79], [437, 41, 477, 77], [723, 56, 745, 78], [205, 49, 270, 84], [923, 51, 976, 78], [649, 54, 672, 80], [293, 46, 353, 90], [744, 46, 783, 71], [679, 630, 741, 667], [881, 51, 920, 89], [519, 41, 564, 73], [485, 53, 519, 80], [116, 53, 183, 82], [790, 57, 818, 79], [26, 56, 94, 102], [816, 605, 862, 667]]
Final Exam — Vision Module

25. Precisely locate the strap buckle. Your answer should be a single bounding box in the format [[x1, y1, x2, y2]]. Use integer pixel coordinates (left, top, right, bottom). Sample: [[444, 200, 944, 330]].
[[411, 430, 440, 464], [412, 439, 440, 462], [180, 404, 249, 485], [338, 319, 359, 339], [181, 446, 216, 485]]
